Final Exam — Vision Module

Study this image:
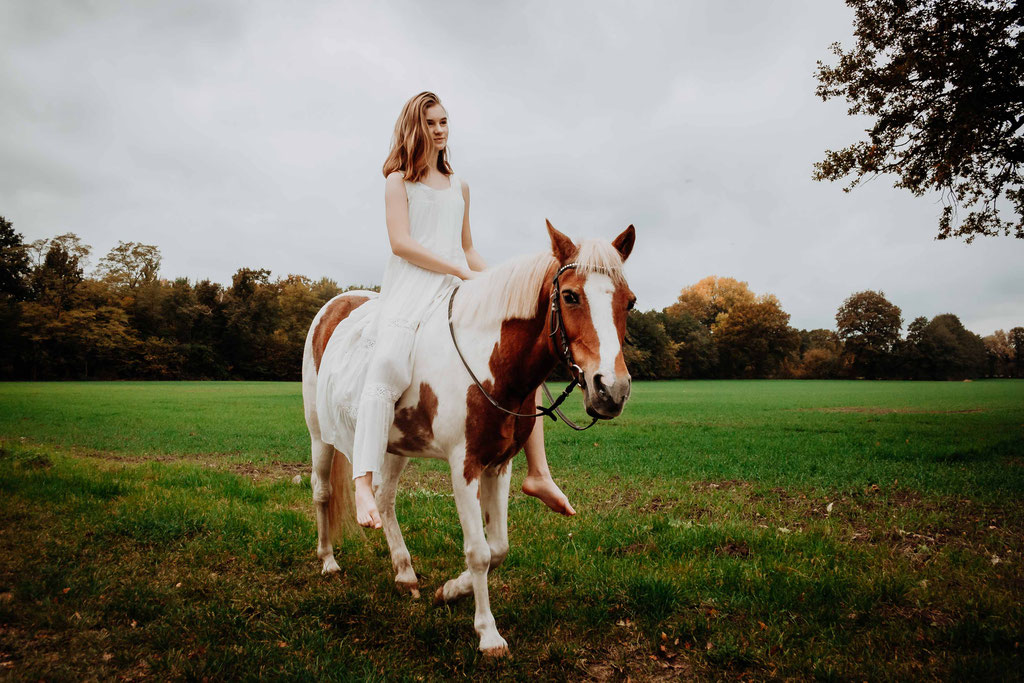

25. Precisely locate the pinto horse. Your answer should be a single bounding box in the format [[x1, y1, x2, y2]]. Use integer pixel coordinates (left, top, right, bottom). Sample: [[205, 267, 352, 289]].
[[301, 222, 635, 656]]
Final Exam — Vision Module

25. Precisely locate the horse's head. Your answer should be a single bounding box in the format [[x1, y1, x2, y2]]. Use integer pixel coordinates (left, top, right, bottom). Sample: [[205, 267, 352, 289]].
[[546, 220, 636, 419]]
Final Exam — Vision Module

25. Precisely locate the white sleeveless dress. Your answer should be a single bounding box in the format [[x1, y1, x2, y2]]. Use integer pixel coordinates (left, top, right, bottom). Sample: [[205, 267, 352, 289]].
[[316, 174, 466, 477]]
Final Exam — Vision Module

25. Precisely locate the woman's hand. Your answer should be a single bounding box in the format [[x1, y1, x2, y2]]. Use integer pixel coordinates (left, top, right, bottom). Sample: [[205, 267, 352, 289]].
[[456, 267, 478, 281]]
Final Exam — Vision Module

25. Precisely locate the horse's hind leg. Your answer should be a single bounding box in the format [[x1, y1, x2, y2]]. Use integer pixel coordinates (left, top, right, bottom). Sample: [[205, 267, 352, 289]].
[[311, 436, 341, 574], [378, 451, 419, 598]]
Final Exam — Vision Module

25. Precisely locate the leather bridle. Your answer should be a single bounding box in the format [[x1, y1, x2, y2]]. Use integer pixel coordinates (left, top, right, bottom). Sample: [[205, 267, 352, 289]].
[[447, 262, 599, 431]]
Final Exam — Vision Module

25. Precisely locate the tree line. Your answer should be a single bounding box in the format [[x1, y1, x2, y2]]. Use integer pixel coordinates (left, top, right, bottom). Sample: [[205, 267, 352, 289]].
[[626, 277, 1022, 380], [1, 218, 1020, 381], [0, 219, 374, 380]]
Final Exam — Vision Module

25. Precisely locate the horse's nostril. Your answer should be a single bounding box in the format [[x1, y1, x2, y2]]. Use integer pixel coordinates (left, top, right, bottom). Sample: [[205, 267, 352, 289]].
[[593, 374, 608, 396]]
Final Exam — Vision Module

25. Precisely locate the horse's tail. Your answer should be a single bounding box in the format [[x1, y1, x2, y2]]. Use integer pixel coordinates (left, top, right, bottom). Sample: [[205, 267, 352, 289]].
[[328, 448, 360, 540]]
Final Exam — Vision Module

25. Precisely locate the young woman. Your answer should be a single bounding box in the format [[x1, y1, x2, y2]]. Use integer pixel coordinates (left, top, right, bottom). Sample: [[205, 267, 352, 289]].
[[352, 91, 576, 528]]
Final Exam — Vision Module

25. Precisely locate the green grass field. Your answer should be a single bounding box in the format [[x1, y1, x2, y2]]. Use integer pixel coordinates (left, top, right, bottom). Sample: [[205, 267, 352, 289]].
[[1, 380, 1022, 680]]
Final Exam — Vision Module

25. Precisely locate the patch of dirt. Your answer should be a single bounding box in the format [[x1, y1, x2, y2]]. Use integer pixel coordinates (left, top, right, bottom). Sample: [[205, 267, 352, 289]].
[[16, 440, 312, 483], [716, 541, 751, 558], [0, 446, 53, 470], [592, 489, 642, 512], [228, 460, 306, 481], [692, 480, 751, 492], [74, 449, 182, 465], [586, 639, 699, 682], [878, 604, 956, 630], [841, 499, 1024, 565], [638, 496, 675, 513], [747, 486, 811, 509], [614, 541, 658, 556], [75, 447, 308, 482]]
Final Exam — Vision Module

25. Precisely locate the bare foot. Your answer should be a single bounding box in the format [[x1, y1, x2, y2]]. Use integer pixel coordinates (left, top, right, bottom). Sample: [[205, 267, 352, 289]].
[[354, 479, 382, 529], [522, 473, 576, 516]]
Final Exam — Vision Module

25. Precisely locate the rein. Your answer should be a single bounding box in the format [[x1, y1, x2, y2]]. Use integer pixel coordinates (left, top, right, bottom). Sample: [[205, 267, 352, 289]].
[[447, 263, 598, 431]]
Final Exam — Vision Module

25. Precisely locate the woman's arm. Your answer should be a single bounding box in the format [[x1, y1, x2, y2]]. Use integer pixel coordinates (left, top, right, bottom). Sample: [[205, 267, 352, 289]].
[[385, 172, 473, 279], [460, 181, 487, 271]]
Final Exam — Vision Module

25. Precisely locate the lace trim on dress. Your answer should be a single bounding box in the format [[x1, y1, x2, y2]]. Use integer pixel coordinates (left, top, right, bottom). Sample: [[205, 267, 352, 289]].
[[365, 382, 402, 403]]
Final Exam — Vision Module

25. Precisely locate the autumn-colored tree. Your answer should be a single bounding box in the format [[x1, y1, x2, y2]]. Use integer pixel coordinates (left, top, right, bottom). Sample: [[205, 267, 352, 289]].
[[800, 329, 842, 355], [29, 234, 92, 317], [39, 234, 92, 266], [136, 336, 187, 379], [667, 276, 755, 329], [17, 298, 138, 379], [836, 290, 902, 378], [983, 329, 1016, 377], [278, 275, 338, 346], [715, 295, 800, 378], [815, 0, 1023, 241], [792, 329, 844, 379], [96, 241, 161, 290], [795, 348, 844, 379]]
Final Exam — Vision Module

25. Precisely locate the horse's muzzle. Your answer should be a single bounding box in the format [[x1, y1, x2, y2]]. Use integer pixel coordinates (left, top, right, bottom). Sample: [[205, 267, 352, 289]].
[[584, 372, 631, 419]]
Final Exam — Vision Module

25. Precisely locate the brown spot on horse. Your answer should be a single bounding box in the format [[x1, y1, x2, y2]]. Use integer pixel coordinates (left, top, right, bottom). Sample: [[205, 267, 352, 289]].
[[312, 295, 369, 371], [389, 383, 438, 454]]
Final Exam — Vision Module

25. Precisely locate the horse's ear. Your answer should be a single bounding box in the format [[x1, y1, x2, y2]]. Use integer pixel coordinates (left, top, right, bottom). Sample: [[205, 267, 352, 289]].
[[546, 219, 577, 263], [612, 225, 635, 262]]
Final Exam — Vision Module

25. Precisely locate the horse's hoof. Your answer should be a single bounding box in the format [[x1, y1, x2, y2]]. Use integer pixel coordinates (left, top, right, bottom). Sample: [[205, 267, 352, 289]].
[[321, 557, 341, 575], [397, 581, 420, 600], [432, 586, 445, 607], [480, 633, 509, 657]]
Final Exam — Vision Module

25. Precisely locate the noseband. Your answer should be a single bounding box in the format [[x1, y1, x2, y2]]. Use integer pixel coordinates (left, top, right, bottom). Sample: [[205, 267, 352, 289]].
[[447, 263, 598, 431]]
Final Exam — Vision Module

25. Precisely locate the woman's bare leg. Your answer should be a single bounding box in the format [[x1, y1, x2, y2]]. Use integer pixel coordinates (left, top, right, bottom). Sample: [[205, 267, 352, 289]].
[[522, 388, 576, 516], [354, 472, 382, 528]]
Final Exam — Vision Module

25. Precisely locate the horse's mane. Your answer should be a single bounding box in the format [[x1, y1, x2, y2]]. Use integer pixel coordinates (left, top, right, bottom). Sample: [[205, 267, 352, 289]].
[[452, 239, 626, 328]]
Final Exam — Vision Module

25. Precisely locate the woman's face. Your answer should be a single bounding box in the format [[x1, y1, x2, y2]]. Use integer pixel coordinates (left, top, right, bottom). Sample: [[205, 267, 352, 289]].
[[424, 103, 448, 152]]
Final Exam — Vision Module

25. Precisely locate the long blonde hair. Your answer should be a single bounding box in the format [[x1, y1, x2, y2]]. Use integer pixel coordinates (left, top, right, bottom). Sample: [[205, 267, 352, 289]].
[[382, 91, 453, 182]]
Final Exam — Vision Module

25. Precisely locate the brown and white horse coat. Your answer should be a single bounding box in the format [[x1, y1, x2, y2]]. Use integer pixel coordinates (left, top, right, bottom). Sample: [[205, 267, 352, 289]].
[[301, 222, 635, 655]]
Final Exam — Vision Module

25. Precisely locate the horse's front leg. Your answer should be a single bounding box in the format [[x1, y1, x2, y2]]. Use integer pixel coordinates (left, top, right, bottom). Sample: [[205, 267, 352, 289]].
[[432, 464, 512, 597], [479, 464, 512, 572], [377, 451, 419, 598], [438, 447, 508, 656]]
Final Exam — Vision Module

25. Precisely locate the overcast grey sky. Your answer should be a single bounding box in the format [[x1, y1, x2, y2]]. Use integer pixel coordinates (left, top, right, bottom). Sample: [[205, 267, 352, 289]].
[[2, 0, 1021, 335]]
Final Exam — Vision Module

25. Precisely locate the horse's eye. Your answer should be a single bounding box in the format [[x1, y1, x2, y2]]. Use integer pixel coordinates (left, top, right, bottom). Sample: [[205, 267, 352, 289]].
[[627, 297, 636, 310], [562, 290, 579, 305]]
